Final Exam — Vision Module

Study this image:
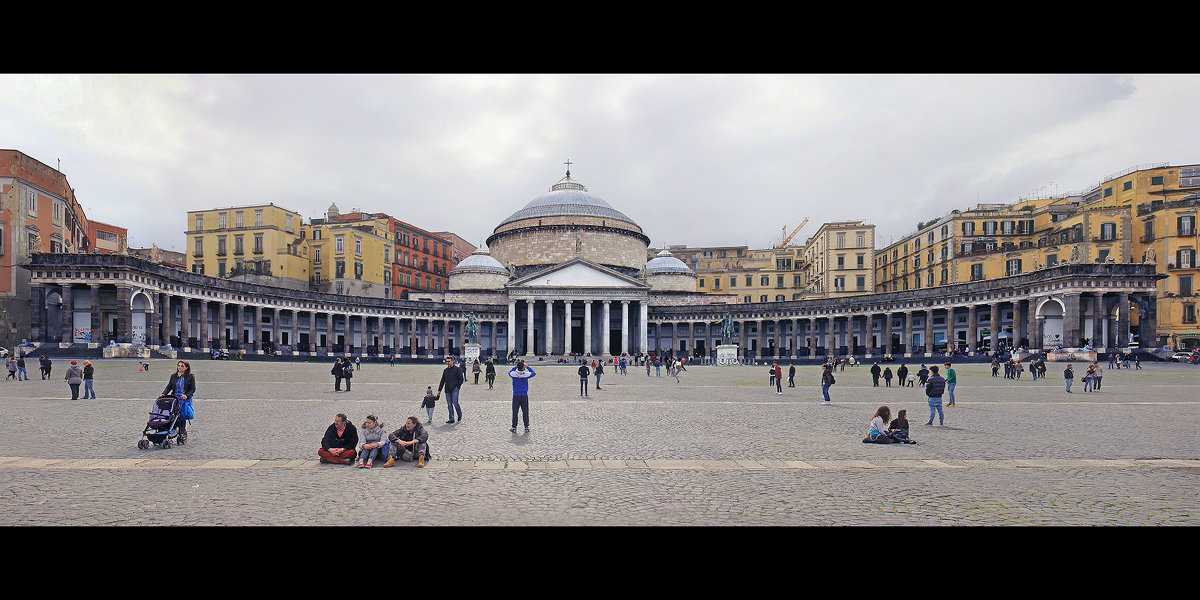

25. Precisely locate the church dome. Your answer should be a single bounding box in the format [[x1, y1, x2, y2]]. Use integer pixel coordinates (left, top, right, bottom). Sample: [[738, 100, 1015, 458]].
[[497, 175, 639, 229], [451, 248, 508, 275], [645, 250, 694, 275]]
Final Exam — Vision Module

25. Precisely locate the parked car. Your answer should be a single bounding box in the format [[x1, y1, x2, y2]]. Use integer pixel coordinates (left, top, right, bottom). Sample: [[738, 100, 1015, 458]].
[[1172, 352, 1195, 363], [0, 347, 8, 358]]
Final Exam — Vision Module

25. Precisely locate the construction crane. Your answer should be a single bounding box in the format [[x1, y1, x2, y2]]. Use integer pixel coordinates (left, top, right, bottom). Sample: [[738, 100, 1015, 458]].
[[778, 217, 809, 248]]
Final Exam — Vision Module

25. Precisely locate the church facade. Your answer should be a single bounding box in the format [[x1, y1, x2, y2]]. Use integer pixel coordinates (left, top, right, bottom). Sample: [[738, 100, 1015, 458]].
[[21, 172, 1165, 360]]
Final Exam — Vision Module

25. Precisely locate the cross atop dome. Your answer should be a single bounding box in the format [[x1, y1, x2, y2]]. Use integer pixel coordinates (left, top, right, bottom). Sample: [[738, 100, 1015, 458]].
[[563, 158, 572, 177]]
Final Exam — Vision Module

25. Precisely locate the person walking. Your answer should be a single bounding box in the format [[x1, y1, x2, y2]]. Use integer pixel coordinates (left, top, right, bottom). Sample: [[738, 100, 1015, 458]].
[[897, 364, 909, 389], [578, 362, 591, 397], [82, 360, 96, 399], [1091, 362, 1103, 391], [924, 365, 946, 426], [870, 362, 881, 387], [436, 356, 465, 424], [1064, 363, 1074, 393], [773, 362, 783, 395], [485, 358, 496, 389], [788, 363, 796, 388], [16, 354, 28, 381], [508, 359, 536, 432], [64, 359, 84, 400], [1083, 364, 1095, 392], [882, 366, 893, 387], [40, 355, 52, 380], [820, 363, 835, 404], [917, 364, 930, 386], [472, 359, 481, 385], [5, 357, 15, 380], [944, 362, 957, 406], [594, 360, 604, 390]]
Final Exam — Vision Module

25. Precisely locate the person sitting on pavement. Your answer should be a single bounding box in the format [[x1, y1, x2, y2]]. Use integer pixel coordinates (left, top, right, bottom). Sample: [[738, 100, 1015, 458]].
[[357, 414, 389, 468], [318, 413, 359, 465], [863, 405, 897, 443], [386, 416, 429, 468]]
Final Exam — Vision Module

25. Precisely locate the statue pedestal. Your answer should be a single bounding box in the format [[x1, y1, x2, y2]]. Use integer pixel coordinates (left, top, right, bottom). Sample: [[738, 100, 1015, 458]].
[[464, 343, 481, 367], [716, 344, 739, 366]]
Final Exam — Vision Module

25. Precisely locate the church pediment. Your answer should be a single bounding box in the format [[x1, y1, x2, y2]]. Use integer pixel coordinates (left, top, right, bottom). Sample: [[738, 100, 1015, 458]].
[[507, 259, 648, 290]]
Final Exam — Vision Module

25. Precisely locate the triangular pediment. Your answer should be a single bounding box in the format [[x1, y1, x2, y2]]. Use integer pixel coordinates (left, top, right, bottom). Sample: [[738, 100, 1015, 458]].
[[507, 258, 648, 289]]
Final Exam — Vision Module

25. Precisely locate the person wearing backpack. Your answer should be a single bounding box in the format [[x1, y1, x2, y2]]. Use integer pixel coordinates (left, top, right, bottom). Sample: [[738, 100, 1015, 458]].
[[821, 363, 835, 404]]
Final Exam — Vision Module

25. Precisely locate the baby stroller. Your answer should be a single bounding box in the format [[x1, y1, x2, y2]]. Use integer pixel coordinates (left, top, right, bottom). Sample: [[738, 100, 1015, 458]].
[[138, 394, 186, 449]]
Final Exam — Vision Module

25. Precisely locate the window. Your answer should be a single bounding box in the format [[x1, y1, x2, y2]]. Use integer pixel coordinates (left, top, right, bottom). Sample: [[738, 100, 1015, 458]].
[[286, 214, 293, 232], [234, 235, 244, 254], [1180, 275, 1193, 297], [835, 276, 845, 291], [857, 275, 866, 291], [983, 222, 997, 235], [941, 225, 949, 239], [699, 278, 706, 288], [218, 260, 226, 277], [794, 275, 802, 287], [1001, 221, 1015, 235], [729, 276, 736, 287], [194, 237, 203, 256], [313, 229, 322, 240], [1097, 249, 1110, 262], [927, 272, 934, 287], [1046, 254, 1058, 267], [1145, 220, 1155, 240], [336, 260, 346, 278], [837, 255, 845, 269], [857, 254, 865, 269], [760, 275, 769, 286], [217, 236, 226, 255], [355, 236, 362, 257], [744, 296, 752, 303], [335, 235, 344, 254], [25, 189, 37, 215], [745, 275, 752, 286], [971, 264, 984, 281], [1178, 248, 1196, 269], [940, 268, 948, 285], [837, 232, 845, 249], [354, 261, 363, 280], [255, 210, 263, 227], [195, 214, 204, 230], [1123, 181, 1133, 191], [962, 222, 975, 236], [254, 233, 264, 253], [1006, 259, 1022, 276], [1100, 222, 1116, 240], [776, 275, 783, 288], [236, 212, 244, 227], [1180, 216, 1196, 236], [1184, 304, 1197, 324], [775, 295, 785, 302], [760, 295, 768, 303], [314, 246, 322, 264], [1104, 187, 1113, 197], [219, 213, 227, 228], [712, 278, 720, 290]]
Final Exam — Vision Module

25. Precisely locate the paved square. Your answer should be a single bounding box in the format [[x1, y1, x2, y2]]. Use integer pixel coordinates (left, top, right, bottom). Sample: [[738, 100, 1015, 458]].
[[1, 357, 1197, 525]]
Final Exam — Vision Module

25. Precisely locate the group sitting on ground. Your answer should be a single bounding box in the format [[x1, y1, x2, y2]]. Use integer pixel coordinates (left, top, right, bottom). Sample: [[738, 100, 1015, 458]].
[[318, 412, 430, 468], [863, 406, 916, 444]]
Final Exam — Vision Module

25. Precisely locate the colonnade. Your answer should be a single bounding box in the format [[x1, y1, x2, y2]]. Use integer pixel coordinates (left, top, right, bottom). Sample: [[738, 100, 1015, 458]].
[[506, 297, 648, 357]]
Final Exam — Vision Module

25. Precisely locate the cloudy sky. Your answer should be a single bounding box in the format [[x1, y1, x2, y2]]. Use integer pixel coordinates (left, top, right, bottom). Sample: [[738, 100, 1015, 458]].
[[4, 74, 1198, 254]]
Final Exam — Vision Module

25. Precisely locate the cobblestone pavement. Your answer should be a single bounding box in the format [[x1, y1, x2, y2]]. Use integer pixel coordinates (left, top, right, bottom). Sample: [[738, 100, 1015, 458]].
[[1, 358, 1197, 525]]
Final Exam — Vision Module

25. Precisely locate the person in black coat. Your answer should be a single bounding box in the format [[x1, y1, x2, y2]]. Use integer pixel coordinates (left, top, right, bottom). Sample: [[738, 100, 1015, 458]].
[[318, 413, 359, 464], [436, 357, 465, 423], [870, 363, 881, 387], [163, 360, 197, 440], [332, 358, 347, 391]]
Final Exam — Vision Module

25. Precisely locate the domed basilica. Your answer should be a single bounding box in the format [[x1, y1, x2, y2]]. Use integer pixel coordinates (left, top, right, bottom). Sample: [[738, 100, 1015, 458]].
[[447, 169, 703, 356]]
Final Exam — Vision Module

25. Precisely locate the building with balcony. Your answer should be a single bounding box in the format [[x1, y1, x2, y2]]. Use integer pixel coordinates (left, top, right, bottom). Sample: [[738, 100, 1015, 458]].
[[185, 203, 309, 290], [802, 221, 875, 298]]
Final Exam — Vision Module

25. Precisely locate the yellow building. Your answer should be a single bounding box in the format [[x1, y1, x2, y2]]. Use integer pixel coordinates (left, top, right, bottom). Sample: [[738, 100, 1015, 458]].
[[801, 221, 875, 297], [875, 162, 1200, 349], [305, 205, 393, 298], [186, 204, 309, 290], [660, 244, 811, 303]]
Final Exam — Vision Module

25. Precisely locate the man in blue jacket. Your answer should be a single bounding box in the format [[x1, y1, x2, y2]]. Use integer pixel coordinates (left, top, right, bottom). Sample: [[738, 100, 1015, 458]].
[[509, 360, 536, 432]]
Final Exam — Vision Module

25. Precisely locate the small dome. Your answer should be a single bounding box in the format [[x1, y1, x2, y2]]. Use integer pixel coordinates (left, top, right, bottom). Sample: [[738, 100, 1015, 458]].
[[646, 250, 694, 275], [451, 248, 508, 275]]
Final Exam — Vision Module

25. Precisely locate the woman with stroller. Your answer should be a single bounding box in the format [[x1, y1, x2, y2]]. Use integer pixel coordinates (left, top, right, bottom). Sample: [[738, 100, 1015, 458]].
[[162, 360, 196, 443]]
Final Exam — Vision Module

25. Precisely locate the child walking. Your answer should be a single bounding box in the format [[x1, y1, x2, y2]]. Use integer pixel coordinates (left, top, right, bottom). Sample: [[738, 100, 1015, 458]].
[[421, 386, 437, 424]]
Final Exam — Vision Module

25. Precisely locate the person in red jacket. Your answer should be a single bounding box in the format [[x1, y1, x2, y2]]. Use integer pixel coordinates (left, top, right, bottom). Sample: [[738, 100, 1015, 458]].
[[773, 362, 783, 395]]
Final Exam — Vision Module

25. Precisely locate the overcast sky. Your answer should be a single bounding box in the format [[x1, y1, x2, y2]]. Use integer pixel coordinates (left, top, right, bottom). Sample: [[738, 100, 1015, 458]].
[[4, 74, 1198, 255]]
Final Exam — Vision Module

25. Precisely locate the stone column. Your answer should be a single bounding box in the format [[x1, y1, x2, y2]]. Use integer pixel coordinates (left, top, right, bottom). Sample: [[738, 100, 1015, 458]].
[[252, 305, 262, 351], [180, 298, 191, 348], [564, 300, 573, 354], [1117, 293, 1131, 348], [1030, 300, 1044, 351], [583, 300, 592, 356], [60, 284, 73, 344], [825, 317, 835, 358], [218, 303, 228, 349], [309, 312, 318, 352], [545, 300, 554, 356], [602, 301, 611, 356], [272, 307, 281, 349], [1062, 294, 1082, 348], [620, 300, 629, 356], [670, 320, 679, 357], [1091, 295, 1105, 350], [290, 309, 299, 351], [791, 318, 799, 357], [903, 311, 913, 357], [639, 301, 649, 355], [526, 300, 535, 356], [773, 319, 781, 359], [507, 301, 517, 357], [326, 313, 335, 351], [945, 306, 956, 354], [967, 305, 978, 355], [89, 285, 102, 345], [989, 303, 1000, 355]]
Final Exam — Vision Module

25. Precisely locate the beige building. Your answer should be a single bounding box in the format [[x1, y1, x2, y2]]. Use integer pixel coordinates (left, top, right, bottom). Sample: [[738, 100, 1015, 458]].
[[305, 206, 393, 298], [802, 221, 876, 297]]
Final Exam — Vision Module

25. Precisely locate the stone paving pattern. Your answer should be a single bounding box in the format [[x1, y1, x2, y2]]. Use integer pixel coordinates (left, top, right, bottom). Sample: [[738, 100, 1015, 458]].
[[1, 358, 1197, 525]]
